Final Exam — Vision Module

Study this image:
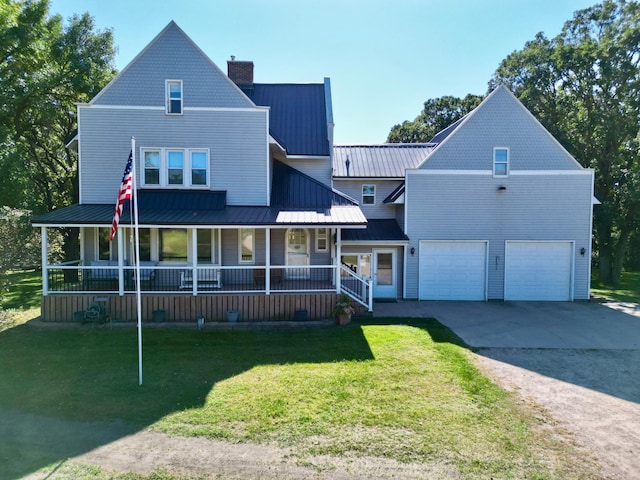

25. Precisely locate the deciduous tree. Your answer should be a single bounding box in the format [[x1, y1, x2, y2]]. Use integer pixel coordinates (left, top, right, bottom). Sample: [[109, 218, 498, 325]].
[[492, 0, 640, 284]]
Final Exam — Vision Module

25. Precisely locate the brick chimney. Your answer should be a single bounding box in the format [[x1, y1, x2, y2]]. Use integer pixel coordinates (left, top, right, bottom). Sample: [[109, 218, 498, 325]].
[[227, 56, 254, 87]]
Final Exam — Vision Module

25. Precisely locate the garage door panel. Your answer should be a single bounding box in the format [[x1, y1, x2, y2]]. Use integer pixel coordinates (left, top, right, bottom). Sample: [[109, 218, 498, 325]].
[[419, 241, 487, 301], [505, 242, 572, 301]]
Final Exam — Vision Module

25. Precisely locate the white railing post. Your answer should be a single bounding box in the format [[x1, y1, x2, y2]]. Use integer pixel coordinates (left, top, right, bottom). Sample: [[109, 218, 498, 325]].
[[368, 279, 373, 312], [265, 228, 271, 295], [191, 229, 198, 296], [335, 228, 341, 293], [41, 227, 48, 296]]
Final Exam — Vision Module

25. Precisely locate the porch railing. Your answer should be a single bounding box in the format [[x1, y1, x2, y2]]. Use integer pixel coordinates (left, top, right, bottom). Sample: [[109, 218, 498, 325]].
[[339, 264, 373, 312], [46, 263, 337, 295]]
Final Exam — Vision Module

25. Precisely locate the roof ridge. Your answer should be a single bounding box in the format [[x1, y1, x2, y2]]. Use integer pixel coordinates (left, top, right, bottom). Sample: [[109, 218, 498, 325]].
[[334, 143, 436, 148]]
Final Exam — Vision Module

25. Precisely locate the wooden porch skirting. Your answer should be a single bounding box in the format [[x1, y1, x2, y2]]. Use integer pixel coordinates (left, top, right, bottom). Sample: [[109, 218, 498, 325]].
[[41, 293, 367, 323]]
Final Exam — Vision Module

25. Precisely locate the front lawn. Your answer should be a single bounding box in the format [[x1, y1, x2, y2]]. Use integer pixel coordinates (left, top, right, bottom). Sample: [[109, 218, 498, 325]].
[[591, 271, 640, 303], [0, 319, 595, 479]]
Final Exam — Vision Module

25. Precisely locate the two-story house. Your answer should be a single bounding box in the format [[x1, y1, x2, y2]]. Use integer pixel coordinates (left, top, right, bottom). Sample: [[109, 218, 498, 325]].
[[34, 22, 595, 322], [34, 21, 369, 322], [336, 86, 595, 302]]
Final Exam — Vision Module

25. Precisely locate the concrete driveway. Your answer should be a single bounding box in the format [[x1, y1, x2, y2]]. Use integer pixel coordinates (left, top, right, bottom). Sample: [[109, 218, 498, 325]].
[[373, 299, 640, 479], [372, 299, 640, 349]]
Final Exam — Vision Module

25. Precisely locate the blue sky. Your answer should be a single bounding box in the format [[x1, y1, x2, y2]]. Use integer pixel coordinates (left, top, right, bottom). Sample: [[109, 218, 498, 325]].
[[50, 0, 596, 144]]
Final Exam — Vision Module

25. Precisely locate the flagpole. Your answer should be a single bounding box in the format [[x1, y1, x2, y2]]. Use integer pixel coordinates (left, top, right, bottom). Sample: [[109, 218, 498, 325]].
[[130, 136, 143, 386]]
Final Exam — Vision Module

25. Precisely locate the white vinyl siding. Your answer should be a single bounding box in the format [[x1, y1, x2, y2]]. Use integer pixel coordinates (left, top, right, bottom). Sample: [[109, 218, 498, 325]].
[[405, 171, 593, 300], [79, 107, 268, 205], [333, 180, 402, 219]]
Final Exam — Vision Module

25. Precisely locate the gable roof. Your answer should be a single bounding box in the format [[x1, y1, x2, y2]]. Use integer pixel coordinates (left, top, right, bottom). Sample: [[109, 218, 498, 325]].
[[91, 21, 254, 109], [417, 85, 584, 171], [333, 144, 434, 178], [242, 84, 330, 156]]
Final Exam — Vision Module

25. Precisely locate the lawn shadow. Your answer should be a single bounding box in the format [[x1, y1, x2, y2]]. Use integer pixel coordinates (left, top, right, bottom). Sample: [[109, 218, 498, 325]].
[[0, 321, 374, 478]]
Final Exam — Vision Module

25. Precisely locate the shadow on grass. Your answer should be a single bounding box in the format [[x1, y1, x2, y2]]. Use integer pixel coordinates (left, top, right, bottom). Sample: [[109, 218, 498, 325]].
[[0, 320, 377, 478]]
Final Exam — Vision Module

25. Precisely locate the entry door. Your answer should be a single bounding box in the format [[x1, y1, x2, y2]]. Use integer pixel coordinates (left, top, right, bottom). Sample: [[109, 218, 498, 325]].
[[373, 250, 396, 298], [286, 228, 309, 279]]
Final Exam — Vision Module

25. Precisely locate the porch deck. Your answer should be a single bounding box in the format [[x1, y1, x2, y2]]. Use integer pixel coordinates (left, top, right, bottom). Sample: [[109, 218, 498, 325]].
[[41, 292, 369, 323]]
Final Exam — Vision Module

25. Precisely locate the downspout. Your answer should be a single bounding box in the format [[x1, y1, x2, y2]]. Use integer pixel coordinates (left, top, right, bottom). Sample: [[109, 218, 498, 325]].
[[324, 77, 335, 188]]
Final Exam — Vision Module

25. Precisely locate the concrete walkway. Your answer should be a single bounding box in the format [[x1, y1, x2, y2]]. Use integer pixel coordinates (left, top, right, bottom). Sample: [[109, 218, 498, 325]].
[[373, 299, 640, 349]]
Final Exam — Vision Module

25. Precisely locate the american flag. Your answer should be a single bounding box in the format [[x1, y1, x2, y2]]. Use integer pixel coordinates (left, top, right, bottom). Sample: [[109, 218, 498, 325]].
[[110, 151, 133, 241]]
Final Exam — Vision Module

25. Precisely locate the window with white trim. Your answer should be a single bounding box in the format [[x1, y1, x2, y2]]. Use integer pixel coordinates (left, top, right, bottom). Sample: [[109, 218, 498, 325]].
[[493, 147, 509, 177], [362, 184, 375, 205], [197, 229, 219, 264], [166, 80, 183, 114], [316, 228, 328, 252], [239, 228, 254, 263], [141, 148, 209, 188]]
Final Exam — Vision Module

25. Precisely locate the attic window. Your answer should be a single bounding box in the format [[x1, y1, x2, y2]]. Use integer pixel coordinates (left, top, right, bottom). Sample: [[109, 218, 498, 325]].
[[166, 80, 183, 114], [493, 147, 509, 177]]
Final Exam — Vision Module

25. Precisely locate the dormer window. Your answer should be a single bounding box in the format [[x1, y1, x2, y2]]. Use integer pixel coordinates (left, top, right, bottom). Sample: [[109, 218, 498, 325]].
[[166, 80, 182, 114], [493, 147, 509, 177]]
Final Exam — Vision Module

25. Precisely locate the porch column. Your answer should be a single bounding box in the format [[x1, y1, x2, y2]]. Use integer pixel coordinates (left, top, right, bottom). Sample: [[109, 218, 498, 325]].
[[265, 228, 271, 295], [191, 228, 198, 296], [117, 228, 125, 296], [335, 227, 341, 293], [41, 227, 48, 296]]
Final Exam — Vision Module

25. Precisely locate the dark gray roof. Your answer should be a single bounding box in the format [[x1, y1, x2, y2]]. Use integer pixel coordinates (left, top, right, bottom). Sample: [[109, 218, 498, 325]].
[[429, 114, 467, 144], [333, 144, 434, 178], [242, 84, 329, 156], [33, 171, 366, 227], [342, 219, 408, 242], [271, 160, 357, 208], [383, 183, 405, 204]]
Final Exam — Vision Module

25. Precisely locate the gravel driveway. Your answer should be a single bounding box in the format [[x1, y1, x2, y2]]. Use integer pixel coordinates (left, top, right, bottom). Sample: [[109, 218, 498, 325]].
[[374, 299, 640, 480]]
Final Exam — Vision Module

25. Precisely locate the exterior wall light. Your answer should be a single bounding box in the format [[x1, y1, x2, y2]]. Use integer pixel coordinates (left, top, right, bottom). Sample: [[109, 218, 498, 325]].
[[410, 247, 415, 255]]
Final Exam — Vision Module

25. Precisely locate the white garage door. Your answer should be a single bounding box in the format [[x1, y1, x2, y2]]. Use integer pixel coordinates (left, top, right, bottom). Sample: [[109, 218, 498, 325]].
[[505, 241, 573, 301], [419, 241, 487, 300]]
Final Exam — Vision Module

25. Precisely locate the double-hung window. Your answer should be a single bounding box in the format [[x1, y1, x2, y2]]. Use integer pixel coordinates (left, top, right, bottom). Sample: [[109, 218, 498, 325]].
[[166, 80, 183, 114], [167, 151, 184, 185], [141, 148, 209, 188], [493, 147, 509, 177], [362, 185, 375, 205]]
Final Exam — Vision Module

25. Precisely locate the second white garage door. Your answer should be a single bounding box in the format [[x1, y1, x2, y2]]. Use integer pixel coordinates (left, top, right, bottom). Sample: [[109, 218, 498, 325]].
[[504, 241, 573, 301], [419, 241, 487, 300]]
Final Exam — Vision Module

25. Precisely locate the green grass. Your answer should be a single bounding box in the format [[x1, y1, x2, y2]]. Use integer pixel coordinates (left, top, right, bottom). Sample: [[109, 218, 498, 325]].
[[0, 318, 596, 479], [591, 271, 640, 303], [2, 268, 41, 310]]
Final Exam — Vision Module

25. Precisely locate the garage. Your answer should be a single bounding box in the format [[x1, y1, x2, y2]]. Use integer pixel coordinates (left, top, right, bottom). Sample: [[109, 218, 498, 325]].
[[419, 241, 487, 300], [504, 241, 573, 301]]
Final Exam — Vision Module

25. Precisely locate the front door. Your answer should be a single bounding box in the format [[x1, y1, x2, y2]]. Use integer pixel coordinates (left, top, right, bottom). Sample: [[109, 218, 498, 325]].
[[373, 249, 396, 298], [286, 228, 309, 279]]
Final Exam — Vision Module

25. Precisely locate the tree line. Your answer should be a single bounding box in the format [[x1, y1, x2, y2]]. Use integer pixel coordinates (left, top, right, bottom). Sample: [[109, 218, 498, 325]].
[[0, 0, 638, 288], [0, 0, 116, 301], [388, 0, 640, 285]]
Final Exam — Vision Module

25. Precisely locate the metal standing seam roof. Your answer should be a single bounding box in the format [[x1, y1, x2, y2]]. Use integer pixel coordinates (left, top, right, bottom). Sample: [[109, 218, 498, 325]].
[[342, 219, 409, 242], [33, 165, 366, 227], [333, 144, 435, 178], [242, 83, 330, 157]]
